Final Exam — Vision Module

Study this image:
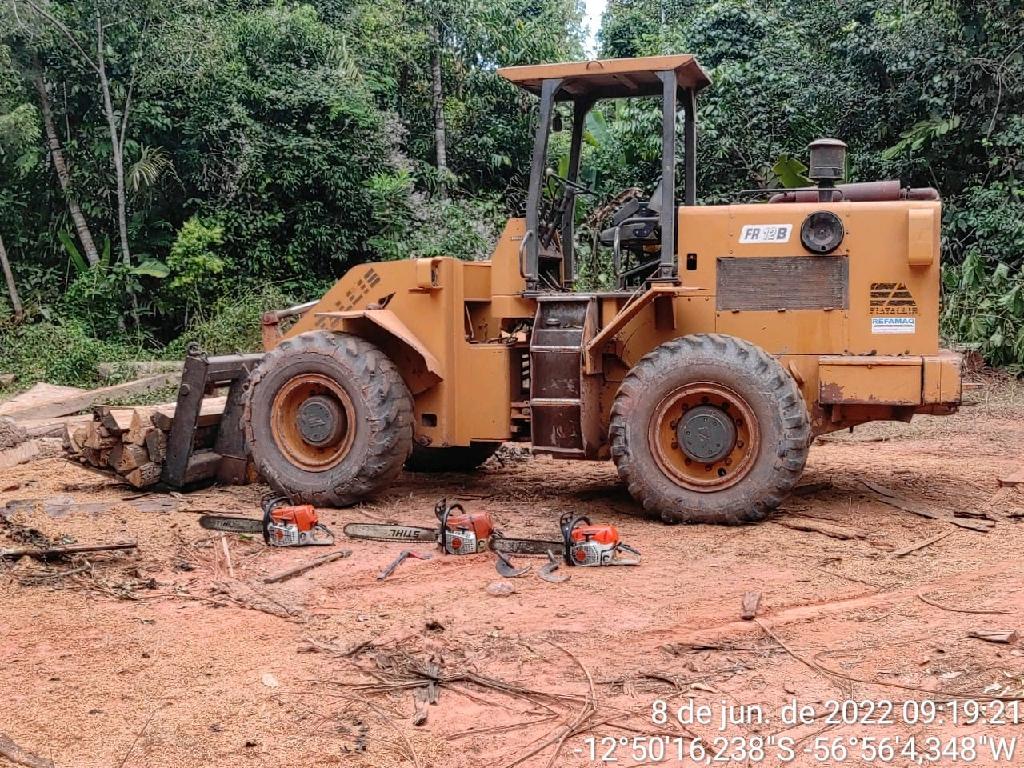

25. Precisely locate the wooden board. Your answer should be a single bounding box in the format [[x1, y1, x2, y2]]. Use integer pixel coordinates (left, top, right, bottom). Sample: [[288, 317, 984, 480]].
[[0, 383, 86, 417], [0, 374, 180, 421], [150, 397, 226, 431]]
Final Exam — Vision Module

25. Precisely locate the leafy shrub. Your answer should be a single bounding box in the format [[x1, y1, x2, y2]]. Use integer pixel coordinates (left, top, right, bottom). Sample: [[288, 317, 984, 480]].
[[942, 252, 1024, 372], [165, 216, 228, 318], [0, 321, 145, 389], [167, 285, 295, 356]]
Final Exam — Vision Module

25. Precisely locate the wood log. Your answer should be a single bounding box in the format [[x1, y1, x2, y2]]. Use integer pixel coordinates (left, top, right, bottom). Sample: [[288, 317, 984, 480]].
[[115, 444, 149, 473], [125, 462, 162, 488], [145, 429, 168, 463], [775, 517, 864, 540], [263, 549, 352, 584], [64, 423, 86, 453], [0, 541, 137, 559], [0, 441, 39, 470], [892, 529, 954, 557], [83, 423, 117, 451], [125, 407, 160, 445], [106, 443, 124, 471]]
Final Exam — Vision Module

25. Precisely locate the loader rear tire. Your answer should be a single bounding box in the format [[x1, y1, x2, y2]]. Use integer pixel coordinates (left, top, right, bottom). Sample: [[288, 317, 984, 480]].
[[405, 443, 501, 472], [243, 331, 413, 507], [609, 334, 810, 525]]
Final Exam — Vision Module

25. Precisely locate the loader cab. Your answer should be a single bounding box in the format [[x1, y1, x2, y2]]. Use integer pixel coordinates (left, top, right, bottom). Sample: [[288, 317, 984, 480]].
[[498, 55, 711, 292]]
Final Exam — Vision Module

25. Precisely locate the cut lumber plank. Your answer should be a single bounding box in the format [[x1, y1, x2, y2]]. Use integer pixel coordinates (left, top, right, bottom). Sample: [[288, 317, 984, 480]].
[[775, 517, 864, 540], [24, 413, 93, 440], [0, 541, 137, 559], [0, 374, 179, 421], [145, 429, 168, 463], [859, 480, 994, 533], [998, 466, 1024, 488], [99, 408, 135, 435], [0, 441, 39, 470], [125, 462, 162, 489], [150, 396, 226, 431]]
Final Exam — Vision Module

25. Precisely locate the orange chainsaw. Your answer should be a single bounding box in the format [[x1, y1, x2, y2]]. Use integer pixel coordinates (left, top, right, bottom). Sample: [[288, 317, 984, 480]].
[[199, 496, 335, 547], [343, 499, 496, 555], [343, 500, 640, 567]]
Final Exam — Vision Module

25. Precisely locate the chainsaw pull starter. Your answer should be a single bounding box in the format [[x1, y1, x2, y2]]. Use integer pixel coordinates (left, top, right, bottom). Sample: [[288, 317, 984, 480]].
[[262, 496, 335, 547]]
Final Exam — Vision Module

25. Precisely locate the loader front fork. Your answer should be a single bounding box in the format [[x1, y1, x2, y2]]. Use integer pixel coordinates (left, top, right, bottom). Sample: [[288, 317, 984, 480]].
[[162, 344, 263, 488]]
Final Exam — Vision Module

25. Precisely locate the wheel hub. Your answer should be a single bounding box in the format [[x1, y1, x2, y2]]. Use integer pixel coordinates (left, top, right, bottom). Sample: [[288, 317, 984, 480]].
[[296, 395, 344, 446], [677, 404, 736, 463], [270, 374, 355, 472], [648, 381, 761, 492]]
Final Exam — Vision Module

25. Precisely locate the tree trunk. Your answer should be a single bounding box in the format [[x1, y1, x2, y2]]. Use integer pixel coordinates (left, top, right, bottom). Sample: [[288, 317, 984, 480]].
[[96, 19, 131, 267], [0, 233, 24, 321], [31, 68, 100, 267], [429, 23, 448, 199]]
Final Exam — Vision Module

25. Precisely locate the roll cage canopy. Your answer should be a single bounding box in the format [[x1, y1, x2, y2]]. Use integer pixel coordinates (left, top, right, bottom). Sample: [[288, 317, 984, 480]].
[[498, 55, 712, 291]]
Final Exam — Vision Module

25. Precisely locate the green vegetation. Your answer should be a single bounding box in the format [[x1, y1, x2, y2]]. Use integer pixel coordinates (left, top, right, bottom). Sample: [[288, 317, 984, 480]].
[[0, 0, 1021, 388]]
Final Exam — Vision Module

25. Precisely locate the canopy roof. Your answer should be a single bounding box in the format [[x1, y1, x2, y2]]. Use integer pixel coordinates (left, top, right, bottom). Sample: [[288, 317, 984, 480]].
[[497, 55, 711, 101]]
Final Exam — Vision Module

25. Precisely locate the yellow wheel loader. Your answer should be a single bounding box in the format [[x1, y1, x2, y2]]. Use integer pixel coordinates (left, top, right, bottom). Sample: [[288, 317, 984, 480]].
[[166, 55, 962, 524]]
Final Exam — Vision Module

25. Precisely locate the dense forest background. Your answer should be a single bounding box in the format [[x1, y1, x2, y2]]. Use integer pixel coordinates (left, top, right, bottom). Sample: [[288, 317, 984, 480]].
[[0, 0, 1021, 389]]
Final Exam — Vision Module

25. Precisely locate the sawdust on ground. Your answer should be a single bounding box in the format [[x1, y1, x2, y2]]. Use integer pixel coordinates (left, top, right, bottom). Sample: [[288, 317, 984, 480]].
[[1, 376, 1023, 768]]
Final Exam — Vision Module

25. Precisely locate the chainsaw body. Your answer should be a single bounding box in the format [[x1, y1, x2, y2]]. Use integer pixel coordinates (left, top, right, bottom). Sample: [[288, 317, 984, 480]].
[[560, 513, 639, 566], [437, 500, 493, 554], [263, 497, 334, 547]]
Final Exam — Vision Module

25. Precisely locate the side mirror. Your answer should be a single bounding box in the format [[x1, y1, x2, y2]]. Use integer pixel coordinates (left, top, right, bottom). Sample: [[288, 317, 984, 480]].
[[551, 113, 564, 132]]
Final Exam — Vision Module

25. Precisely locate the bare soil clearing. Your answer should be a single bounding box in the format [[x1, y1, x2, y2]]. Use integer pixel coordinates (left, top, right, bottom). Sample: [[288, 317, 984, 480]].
[[2, 380, 1023, 767]]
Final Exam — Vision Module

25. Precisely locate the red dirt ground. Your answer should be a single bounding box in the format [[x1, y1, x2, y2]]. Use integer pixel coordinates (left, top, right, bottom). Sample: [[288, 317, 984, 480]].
[[2, 378, 1024, 768]]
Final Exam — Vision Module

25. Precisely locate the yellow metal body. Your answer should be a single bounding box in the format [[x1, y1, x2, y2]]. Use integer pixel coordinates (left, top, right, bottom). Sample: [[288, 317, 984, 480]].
[[279, 196, 961, 453]]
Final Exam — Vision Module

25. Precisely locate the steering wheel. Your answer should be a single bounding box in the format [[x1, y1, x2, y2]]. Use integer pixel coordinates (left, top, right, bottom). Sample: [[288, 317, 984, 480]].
[[544, 169, 598, 197]]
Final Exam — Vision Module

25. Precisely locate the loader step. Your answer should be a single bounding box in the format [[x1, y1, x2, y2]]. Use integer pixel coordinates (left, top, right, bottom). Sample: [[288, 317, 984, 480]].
[[529, 296, 600, 458]]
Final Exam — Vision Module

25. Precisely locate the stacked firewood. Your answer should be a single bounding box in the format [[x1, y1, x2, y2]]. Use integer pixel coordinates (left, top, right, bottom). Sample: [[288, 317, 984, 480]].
[[63, 397, 226, 488]]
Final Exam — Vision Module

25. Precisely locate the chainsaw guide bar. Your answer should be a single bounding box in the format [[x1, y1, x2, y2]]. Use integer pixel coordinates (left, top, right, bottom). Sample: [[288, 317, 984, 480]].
[[199, 515, 263, 534]]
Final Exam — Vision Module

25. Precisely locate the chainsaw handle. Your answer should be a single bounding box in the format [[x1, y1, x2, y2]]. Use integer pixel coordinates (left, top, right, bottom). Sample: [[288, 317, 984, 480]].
[[558, 512, 591, 563]]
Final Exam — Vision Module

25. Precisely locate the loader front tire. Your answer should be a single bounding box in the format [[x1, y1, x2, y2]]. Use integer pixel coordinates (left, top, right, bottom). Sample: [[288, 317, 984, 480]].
[[405, 443, 501, 473], [243, 331, 413, 507], [609, 334, 810, 524]]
